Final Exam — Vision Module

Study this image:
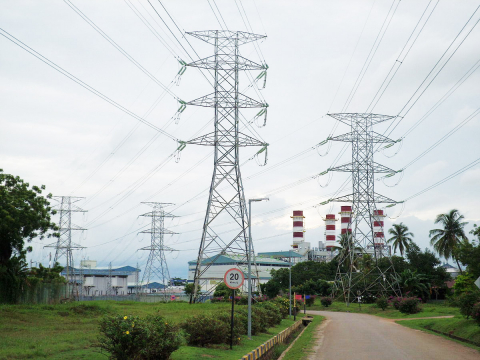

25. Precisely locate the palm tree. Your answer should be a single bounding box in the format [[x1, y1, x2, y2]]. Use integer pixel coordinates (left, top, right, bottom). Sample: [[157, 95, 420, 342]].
[[387, 223, 414, 256], [429, 209, 468, 274], [394, 269, 430, 299]]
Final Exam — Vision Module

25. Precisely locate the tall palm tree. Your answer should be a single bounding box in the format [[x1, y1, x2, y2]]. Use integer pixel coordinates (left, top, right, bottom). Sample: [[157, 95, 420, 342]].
[[429, 209, 468, 274], [387, 223, 414, 256], [333, 233, 362, 271]]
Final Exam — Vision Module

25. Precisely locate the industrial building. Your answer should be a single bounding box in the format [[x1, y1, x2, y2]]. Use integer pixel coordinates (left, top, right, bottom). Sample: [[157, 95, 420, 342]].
[[187, 254, 292, 293]]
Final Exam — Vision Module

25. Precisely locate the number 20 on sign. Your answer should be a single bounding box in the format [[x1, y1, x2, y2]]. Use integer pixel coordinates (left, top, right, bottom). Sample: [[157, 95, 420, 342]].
[[224, 268, 245, 290]]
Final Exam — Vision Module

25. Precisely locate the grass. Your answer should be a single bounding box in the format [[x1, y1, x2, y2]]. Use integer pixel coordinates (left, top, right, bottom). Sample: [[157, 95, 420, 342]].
[[281, 315, 325, 360], [171, 316, 304, 360], [0, 301, 300, 360], [308, 299, 461, 319], [398, 318, 480, 351]]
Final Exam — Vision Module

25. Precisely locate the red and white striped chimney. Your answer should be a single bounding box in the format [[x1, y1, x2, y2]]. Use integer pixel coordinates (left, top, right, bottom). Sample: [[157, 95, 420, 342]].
[[292, 210, 305, 249], [324, 214, 337, 250], [339, 206, 352, 238], [373, 209, 386, 247]]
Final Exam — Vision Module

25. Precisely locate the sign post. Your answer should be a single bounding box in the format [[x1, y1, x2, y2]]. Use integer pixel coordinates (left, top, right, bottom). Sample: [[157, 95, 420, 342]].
[[475, 276, 480, 290], [224, 268, 245, 350]]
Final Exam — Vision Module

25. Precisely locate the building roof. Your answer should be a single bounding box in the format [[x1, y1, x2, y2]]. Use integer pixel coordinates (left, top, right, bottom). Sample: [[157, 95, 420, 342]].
[[258, 251, 304, 258], [61, 266, 139, 277], [188, 253, 292, 266]]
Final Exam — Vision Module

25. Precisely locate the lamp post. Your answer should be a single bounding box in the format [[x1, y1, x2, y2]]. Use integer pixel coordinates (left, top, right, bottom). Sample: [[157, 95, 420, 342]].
[[248, 198, 269, 339]]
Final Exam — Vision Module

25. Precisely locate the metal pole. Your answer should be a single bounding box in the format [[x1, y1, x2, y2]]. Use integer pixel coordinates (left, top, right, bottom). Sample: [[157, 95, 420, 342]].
[[248, 200, 252, 339], [230, 289, 235, 350], [289, 255, 292, 318]]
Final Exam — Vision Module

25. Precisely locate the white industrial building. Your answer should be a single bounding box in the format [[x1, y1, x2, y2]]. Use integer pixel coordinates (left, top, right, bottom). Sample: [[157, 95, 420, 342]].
[[187, 254, 292, 293]]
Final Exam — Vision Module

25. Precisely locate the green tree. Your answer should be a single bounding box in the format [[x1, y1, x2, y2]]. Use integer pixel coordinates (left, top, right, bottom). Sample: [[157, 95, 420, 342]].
[[395, 269, 430, 299], [406, 245, 450, 289], [387, 223, 414, 256], [0, 170, 58, 303], [429, 209, 468, 274], [184, 283, 200, 297], [333, 233, 361, 272], [213, 282, 233, 298]]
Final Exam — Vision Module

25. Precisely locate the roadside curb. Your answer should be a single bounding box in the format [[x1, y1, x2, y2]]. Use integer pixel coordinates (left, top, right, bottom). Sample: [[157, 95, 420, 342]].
[[240, 320, 303, 360]]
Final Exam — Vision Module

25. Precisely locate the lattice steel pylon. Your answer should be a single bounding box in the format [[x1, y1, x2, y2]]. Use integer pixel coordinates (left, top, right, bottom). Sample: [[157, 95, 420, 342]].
[[44, 196, 86, 288], [184, 30, 269, 302], [327, 113, 401, 304], [138, 202, 178, 297]]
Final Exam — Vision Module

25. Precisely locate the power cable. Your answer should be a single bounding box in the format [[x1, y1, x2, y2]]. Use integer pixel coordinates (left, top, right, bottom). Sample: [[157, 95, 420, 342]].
[[0, 27, 178, 142]]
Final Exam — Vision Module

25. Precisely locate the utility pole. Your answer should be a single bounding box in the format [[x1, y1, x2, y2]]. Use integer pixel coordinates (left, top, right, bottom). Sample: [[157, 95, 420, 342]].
[[326, 113, 401, 303], [138, 202, 178, 299], [184, 30, 269, 302], [44, 196, 86, 295]]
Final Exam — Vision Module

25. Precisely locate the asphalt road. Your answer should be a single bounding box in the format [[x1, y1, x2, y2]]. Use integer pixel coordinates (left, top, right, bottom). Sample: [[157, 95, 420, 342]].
[[307, 310, 480, 360]]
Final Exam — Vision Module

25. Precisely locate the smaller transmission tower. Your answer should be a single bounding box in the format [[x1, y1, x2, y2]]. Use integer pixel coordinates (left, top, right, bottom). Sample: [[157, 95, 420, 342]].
[[138, 203, 178, 297], [45, 196, 86, 288], [326, 113, 401, 303]]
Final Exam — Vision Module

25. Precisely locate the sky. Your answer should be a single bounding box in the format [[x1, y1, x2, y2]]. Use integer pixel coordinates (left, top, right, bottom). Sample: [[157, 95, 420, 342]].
[[1, 0, 480, 280]]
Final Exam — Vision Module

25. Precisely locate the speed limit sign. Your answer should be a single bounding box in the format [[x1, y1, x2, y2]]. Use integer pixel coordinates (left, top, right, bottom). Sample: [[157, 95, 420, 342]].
[[224, 268, 245, 289]]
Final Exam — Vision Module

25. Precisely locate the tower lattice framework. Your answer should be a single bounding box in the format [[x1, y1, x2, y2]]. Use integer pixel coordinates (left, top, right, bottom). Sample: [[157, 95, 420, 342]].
[[45, 196, 86, 286], [327, 113, 401, 303], [185, 30, 268, 301], [139, 202, 178, 294]]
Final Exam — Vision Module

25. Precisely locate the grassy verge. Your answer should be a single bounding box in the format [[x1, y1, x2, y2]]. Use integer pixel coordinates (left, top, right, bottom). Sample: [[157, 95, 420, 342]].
[[308, 299, 460, 319], [171, 315, 304, 360], [397, 318, 480, 351], [0, 301, 301, 360], [280, 316, 325, 360]]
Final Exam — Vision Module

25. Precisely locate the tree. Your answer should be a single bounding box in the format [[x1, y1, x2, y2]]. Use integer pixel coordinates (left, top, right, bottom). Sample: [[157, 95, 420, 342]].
[[394, 269, 430, 299], [213, 282, 233, 298], [0, 170, 58, 265], [184, 283, 200, 297], [454, 238, 480, 279], [406, 245, 450, 288], [429, 209, 468, 274], [333, 233, 362, 272], [387, 223, 414, 256]]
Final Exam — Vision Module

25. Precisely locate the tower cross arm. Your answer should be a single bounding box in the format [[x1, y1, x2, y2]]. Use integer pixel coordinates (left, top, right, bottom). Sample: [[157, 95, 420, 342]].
[[187, 55, 265, 71], [187, 132, 267, 147], [187, 92, 267, 108]]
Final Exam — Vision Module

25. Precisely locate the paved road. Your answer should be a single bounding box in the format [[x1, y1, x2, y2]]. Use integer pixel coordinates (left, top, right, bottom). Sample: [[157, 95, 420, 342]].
[[307, 310, 480, 360]]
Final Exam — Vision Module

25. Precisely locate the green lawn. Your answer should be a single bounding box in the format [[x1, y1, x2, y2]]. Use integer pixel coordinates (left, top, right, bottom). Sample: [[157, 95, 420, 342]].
[[0, 301, 298, 360], [398, 318, 480, 351], [309, 299, 461, 319], [281, 315, 325, 360]]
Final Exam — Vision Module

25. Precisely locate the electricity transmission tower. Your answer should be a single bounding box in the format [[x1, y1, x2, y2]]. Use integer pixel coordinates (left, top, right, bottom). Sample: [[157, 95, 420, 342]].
[[327, 113, 401, 303], [184, 30, 269, 301], [139, 202, 178, 297], [45, 196, 86, 288]]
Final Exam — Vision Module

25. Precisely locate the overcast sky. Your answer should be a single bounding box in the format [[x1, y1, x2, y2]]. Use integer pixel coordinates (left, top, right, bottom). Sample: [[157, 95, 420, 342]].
[[2, 0, 480, 279]]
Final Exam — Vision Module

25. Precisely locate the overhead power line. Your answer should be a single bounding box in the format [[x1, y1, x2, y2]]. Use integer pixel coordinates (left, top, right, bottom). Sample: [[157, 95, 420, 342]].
[[0, 27, 178, 142]]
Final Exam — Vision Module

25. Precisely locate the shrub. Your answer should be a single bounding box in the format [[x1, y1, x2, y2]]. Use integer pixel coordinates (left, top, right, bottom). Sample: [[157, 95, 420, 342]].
[[458, 292, 480, 319], [361, 293, 377, 304], [320, 297, 333, 307], [398, 297, 421, 314], [305, 296, 316, 307], [376, 297, 388, 311], [98, 314, 183, 360], [471, 303, 480, 326], [272, 297, 290, 318], [390, 296, 402, 310], [236, 308, 263, 336], [252, 307, 269, 333], [217, 311, 246, 343], [256, 302, 282, 326], [181, 314, 229, 346]]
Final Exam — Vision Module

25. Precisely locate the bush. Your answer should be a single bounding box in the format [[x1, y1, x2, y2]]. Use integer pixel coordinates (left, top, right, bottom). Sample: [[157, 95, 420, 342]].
[[252, 307, 269, 333], [361, 293, 377, 304], [390, 296, 402, 310], [305, 296, 316, 307], [236, 308, 263, 336], [320, 297, 333, 307], [471, 303, 480, 326], [458, 292, 480, 319], [272, 296, 290, 318], [398, 297, 421, 314], [376, 297, 388, 311], [217, 311, 246, 343], [256, 302, 282, 327], [181, 314, 230, 346], [99, 314, 183, 360]]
